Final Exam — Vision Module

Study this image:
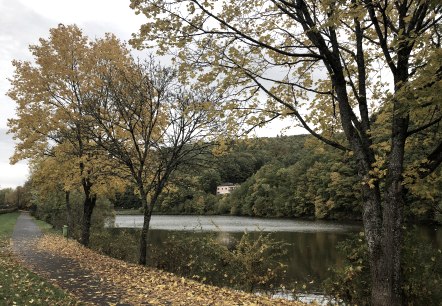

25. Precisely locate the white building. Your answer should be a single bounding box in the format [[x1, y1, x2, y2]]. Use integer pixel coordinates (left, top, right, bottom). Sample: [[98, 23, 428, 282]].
[[216, 183, 239, 195]]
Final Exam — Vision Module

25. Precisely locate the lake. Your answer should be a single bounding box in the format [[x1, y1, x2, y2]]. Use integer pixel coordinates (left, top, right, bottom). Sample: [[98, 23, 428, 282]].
[[112, 215, 441, 301], [114, 215, 362, 232]]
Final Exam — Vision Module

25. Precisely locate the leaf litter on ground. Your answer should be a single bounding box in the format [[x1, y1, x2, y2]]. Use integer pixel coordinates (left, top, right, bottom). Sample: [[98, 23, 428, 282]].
[[0, 239, 77, 305], [37, 234, 308, 305]]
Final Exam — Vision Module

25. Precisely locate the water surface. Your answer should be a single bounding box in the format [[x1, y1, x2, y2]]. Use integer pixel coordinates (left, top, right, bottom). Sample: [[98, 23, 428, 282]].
[[111, 214, 441, 300], [114, 215, 362, 232]]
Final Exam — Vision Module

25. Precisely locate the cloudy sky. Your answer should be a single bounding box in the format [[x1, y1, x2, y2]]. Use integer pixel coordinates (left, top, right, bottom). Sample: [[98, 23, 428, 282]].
[[0, 0, 146, 188], [0, 0, 300, 189]]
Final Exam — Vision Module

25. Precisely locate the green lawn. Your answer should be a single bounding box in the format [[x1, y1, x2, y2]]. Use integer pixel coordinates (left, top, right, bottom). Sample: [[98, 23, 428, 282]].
[[114, 208, 143, 215], [0, 211, 20, 238], [34, 218, 60, 235], [0, 212, 78, 305]]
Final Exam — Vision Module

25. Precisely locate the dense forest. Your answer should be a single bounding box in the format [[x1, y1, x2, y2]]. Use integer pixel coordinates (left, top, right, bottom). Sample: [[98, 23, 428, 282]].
[[5, 134, 440, 224], [112, 134, 441, 223]]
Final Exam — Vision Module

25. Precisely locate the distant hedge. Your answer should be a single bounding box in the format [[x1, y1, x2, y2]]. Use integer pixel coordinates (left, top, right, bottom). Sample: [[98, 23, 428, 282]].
[[0, 207, 18, 215]]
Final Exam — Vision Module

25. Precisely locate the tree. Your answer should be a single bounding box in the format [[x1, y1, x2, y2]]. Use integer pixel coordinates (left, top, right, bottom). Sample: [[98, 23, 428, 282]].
[[7, 25, 125, 246], [0, 188, 15, 207], [29, 151, 123, 238], [84, 58, 223, 264], [130, 1, 441, 304]]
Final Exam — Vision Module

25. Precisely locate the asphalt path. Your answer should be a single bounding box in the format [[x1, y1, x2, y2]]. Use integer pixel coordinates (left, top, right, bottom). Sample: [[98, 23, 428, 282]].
[[12, 211, 129, 305]]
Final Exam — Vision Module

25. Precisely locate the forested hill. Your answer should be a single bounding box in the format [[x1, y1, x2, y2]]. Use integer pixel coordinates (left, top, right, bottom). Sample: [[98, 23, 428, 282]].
[[114, 135, 441, 223]]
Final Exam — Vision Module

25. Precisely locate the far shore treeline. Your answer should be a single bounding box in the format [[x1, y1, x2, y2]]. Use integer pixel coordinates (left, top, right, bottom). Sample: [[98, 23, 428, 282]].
[[97, 134, 442, 223], [5, 134, 441, 224]]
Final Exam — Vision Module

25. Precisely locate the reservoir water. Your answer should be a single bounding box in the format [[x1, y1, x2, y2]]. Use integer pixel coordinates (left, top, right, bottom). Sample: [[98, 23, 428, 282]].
[[112, 215, 441, 301], [114, 215, 362, 232]]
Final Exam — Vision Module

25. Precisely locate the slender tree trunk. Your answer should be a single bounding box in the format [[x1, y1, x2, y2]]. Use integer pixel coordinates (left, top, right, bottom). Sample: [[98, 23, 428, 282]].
[[81, 195, 97, 246], [16, 190, 21, 209], [65, 191, 72, 238], [80, 180, 97, 246], [138, 180, 167, 265], [139, 192, 152, 265]]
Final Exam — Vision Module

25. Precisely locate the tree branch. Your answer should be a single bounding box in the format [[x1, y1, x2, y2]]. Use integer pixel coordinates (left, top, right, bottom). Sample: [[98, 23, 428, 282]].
[[420, 141, 442, 178]]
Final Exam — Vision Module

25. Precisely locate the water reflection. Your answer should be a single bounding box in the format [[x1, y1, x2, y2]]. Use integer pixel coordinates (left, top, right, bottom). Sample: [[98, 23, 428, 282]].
[[146, 229, 353, 289], [111, 215, 441, 294], [115, 215, 362, 232], [120, 215, 364, 291]]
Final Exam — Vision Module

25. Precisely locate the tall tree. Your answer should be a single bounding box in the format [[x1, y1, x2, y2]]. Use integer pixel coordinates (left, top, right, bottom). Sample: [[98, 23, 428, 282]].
[[7, 24, 125, 246], [84, 58, 223, 264], [130, 1, 442, 304]]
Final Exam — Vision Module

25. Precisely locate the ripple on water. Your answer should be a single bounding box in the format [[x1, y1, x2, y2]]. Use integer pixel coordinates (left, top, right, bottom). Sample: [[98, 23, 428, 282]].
[[113, 215, 362, 233]]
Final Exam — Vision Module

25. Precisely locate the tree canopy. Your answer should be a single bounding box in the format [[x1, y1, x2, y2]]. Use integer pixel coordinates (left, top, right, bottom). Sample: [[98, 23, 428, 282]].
[[7, 25, 129, 245], [130, 1, 441, 304]]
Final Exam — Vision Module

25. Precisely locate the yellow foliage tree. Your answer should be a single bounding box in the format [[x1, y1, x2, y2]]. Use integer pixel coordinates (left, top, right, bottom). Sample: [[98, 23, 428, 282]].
[[130, 0, 441, 304], [84, 57, 224, 264], [7, 24, 127, 246]]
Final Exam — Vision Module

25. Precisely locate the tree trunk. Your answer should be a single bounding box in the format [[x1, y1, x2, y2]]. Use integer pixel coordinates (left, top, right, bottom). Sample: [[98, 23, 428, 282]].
[[361, 184, 404, 306], [80, 187, 97, 246], [368, 192, 404, 306], [361, 113, 407, 305], [139, 192, 152, 265], [80, 195, 96, 246], [138, 180, 167, 265], [65, 191, 72, 238]]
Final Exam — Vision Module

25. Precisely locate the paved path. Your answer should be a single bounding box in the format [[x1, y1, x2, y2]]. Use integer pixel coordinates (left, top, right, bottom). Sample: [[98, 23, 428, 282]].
[[12, 212, 128, 305]]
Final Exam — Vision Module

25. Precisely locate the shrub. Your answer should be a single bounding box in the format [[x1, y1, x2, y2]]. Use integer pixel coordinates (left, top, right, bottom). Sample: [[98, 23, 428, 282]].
[[148, 231, 289, 293], [90, 228, 138, 262], [324, 229, 442, 305]]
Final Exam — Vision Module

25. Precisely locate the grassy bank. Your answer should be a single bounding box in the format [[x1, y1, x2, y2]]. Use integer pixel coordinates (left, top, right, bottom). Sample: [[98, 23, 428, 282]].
[[114, 208, 142, 215], [0, 212, 77, 305], [34, 218, 60, 234], [0, 211, 19, 238]]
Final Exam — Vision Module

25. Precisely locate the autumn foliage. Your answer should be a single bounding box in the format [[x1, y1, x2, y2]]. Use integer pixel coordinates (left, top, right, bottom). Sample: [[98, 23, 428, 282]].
[[37, 234, 304, 305]]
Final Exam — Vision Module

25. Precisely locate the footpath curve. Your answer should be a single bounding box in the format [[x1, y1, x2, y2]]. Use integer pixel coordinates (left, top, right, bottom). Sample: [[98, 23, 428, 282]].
[[12, 211, 125, 305], [12, 212, 305, 306]]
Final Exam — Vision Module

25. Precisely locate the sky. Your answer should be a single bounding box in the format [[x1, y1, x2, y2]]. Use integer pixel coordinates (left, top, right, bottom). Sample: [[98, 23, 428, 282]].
[[0, 0, 301, 189], [0, 0, 146, 188]]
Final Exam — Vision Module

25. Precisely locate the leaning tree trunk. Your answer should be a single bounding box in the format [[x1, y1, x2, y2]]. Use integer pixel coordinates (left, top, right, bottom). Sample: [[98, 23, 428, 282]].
[[80, 181, 97, 246]]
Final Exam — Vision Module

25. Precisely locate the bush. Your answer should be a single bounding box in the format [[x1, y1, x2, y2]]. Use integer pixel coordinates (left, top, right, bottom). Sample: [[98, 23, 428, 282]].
[[90, 228, 138, 262], [324, 229, 442, 305], [323, 232, 369, 304], [31, 189, 114, 241], [148, 231, 289, 293]]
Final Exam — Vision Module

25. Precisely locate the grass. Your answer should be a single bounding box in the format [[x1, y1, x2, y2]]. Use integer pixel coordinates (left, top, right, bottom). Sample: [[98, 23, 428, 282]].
[[0, 212, 78, 305], [0, 211, 20, 238], [34, 218, 60, 235], [114, 208, 143, 215]]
